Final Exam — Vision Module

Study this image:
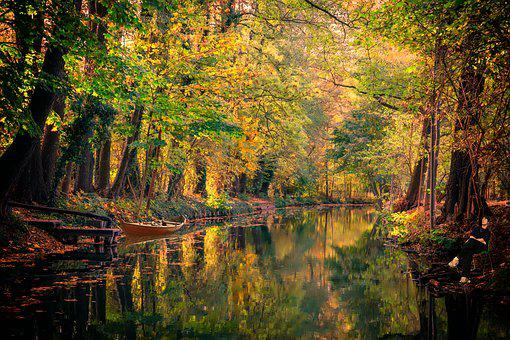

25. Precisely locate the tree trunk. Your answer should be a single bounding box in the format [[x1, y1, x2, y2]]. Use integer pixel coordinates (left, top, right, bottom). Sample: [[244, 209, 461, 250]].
[[195, 161, 207, 196], [76, 128, 95, 192], [61, 163, 74, 196], [109, 106, 143, 198], [398, 118, 430, 211], [239, 172, 247, 194], [14, 143, 48, 203], [441, 64, 486, 222], [0, 46, 65, 215], [251, 158, 274, 196], [325, 158, 329, 199], [145, 129, 162, 212], [14, 94, 65, 203], [427, 41, 444, 230], [167, 171, 184, 200], [126, 155, 141, 196], [443, 150, 470, 216], [41, 95, 66, 194], [429, 118, 440, 227], [96, 138, 111, 194], [74, 0, 108, 195]]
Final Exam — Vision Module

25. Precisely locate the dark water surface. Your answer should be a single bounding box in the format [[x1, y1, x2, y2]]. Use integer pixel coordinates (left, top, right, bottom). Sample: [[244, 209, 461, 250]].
[[1, 207, 509, 339]]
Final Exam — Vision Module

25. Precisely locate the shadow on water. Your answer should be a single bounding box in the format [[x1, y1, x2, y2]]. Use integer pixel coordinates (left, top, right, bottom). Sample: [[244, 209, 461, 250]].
[[0, 207, 509, 338]]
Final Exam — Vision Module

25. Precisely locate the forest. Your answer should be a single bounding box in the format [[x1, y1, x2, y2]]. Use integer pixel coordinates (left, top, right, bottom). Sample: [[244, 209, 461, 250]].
[[1, 0, 509, 220], [0, 0, 510, 337]]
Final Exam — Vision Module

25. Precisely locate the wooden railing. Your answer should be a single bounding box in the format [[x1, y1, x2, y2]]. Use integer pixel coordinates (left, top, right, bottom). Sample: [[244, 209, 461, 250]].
[[7, 201, 113, 228]]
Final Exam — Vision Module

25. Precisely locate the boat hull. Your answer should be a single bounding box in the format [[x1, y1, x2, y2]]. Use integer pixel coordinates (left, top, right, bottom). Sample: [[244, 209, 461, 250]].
[[119, 221, 183, 236]]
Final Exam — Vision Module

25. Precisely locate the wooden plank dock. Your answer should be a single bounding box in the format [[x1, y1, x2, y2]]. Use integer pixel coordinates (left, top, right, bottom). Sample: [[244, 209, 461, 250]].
[[52, 227, 120, 237], [10, 201, 120, 246], [22, 218, 63, 230]]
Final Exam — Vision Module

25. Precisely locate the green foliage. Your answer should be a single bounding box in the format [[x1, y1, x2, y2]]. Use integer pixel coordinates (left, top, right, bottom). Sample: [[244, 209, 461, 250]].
[[3, 0, 508, 211], [385, 209, 425, 242], [274, 196, 319, 208], [332, 107, 394, 198], [206, 193, 232, 211], [428, 229, 456, 251]]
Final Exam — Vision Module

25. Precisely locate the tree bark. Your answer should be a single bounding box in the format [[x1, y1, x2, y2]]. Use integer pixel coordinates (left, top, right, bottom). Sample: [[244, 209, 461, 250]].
[[61, 163, 74, 196], [167, 171, 184, 200], [75, 127, 95, 192], [145, 129, 162, 212], [195, 161, 207, 196], [40, 94, 66, 195], [427, 41, 444, 230], [126, 155, 141, 196], [251, 158, 274, 196], [96, 138, 111, 194], [397, 116, 430, 212], [441, 64, 486, 222], [74, 0, 109, 194], [239, 172, 247, 194], [0, 46, 65, 215], [13, 142, 48, 203], [109, 106, 144, 198], [14, 93, 65, 203]]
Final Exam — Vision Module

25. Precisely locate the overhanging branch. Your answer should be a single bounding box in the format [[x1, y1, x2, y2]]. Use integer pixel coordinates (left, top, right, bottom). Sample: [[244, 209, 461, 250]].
[[302, 0, 352, 27], [329, 79, 402, 111]]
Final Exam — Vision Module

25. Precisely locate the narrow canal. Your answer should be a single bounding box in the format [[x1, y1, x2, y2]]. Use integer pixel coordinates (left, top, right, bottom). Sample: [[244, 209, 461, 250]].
[[0, 207, 509, 338]]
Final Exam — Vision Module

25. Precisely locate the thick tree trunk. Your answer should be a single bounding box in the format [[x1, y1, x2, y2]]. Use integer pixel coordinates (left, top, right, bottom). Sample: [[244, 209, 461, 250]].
[[96, 138, 111, 194], [14, 94, 65, 203], [441, 64, 486, 222], [41, 94, 66, 193], [109, 106, 143, 198], [145, 129, 162, 212], [0, 46, 65, 215], [165, 139, 184, 200], [443, 150, 470, 217], [259, 167, 274, 196], [398, 118, 430, 211], [74, 0, 108, 194], [401, 157, 428, 210], [76, 128, 95, 192], [14, 143, 48, 203], [231, 173, 242, 196]]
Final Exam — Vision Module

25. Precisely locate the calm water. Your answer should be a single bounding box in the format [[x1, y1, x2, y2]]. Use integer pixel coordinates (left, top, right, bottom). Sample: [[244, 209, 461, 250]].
[[1, 207, 509, 338]]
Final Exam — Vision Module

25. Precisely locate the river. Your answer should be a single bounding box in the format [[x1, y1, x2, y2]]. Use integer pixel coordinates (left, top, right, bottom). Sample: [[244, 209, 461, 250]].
[[0, 206, 509, 338]]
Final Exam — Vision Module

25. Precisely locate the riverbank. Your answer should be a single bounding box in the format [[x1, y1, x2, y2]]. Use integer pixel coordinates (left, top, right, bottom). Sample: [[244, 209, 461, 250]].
[[0, 194, 374, 260], [380, 202, 510, 298]]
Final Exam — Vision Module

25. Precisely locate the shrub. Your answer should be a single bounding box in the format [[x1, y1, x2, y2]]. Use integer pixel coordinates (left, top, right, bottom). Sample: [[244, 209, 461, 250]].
[[206, 193, 232, 211], [424, 228, 456, 251], [386, 209, 425, 242]]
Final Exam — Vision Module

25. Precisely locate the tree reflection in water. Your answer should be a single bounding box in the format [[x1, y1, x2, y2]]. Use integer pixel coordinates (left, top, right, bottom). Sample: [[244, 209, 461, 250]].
[[1, 207, 509, 338]]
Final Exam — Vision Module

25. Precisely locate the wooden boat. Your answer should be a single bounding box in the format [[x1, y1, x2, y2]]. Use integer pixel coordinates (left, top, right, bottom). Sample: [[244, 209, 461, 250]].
[[119, 217, 187, 236]]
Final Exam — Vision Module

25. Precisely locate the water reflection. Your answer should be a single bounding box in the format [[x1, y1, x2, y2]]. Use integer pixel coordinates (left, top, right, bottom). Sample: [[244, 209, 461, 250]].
[[0, 207, 509, 338]]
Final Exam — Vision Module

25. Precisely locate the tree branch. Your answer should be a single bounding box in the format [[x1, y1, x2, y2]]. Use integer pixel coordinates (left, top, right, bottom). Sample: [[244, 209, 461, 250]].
[[327, 78, 402, 111], [302, 0, 352, 27]]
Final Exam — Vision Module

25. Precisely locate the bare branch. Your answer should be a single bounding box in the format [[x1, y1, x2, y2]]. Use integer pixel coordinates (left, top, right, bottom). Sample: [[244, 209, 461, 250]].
[[325, 76, 402, 111], [302, 0, 352, 27]]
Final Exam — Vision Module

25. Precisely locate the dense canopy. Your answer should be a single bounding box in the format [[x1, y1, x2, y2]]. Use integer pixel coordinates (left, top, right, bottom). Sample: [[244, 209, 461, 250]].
[[0, 0, 509, 222]]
